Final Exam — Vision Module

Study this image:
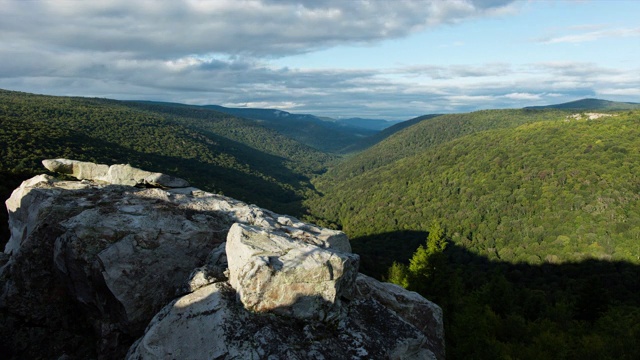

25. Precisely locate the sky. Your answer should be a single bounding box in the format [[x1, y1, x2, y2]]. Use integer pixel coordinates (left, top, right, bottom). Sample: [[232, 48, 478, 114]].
[[1, 0, 639, 120]]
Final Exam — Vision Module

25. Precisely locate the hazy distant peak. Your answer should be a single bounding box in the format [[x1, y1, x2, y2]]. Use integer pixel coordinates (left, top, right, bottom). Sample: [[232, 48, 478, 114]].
[[525, 98, 640, 110]]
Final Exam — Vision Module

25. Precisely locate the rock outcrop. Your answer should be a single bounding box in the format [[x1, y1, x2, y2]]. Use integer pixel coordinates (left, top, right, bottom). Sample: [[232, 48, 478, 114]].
[[0, 159, 444, 359], [42, 158, 190, 188]]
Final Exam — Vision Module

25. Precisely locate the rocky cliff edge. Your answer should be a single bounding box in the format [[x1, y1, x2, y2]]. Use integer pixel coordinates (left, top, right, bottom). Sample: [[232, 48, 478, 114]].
[[0, 159, 444, 359]]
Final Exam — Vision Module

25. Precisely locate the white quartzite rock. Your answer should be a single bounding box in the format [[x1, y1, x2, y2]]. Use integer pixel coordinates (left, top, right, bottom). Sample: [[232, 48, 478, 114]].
[[42, 158, 190, 188], [3, 174, 68, 256], [1, 160, 445, 360], [226, 223, 359, 321], [1, 176, 233, 358]]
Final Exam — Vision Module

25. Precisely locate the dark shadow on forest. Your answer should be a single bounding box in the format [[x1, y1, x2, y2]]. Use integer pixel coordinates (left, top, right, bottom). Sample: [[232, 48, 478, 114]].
[[353, 230, 640, 359], [351, 230, 429, 279], [354, 230, 640, 308]]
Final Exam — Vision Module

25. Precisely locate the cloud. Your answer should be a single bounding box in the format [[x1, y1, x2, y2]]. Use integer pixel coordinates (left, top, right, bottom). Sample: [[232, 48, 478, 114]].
[[398, 63, 513, 80], [2, 53, 637, 119], [0, 0, 517, 58], [598, 88, 640, 97], [529, 61, 622, 79], [1, 0, 637, 119], [539, 27, 640, 44], [503, 92, 541, 101]]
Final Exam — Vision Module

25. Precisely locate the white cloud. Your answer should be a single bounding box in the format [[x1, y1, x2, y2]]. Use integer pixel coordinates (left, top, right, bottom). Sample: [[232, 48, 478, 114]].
[[398, 63, 512, 80], [503, 92, 541, 100], [539, 27, 640, 44], [0, 0, 517, 58], [598, 88, 640, 97]]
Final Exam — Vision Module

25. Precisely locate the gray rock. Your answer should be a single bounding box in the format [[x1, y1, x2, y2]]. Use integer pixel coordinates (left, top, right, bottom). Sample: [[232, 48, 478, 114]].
[[53, 201, 232, 334], [42, 158, 189, 188], [127, 282, 438, 360], [42, 158, 109, 181], [1, 161, 444, 359], [355, 274, 445, 360], [226, 223, 359, 321], [2, 180, 232, 358], [142, 171, 190, 188], [181, 242, 229, 294], [3, 174, 74, 255]]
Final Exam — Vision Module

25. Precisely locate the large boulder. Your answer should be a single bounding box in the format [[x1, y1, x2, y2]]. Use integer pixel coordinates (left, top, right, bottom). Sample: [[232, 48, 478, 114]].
[[226, 223, 359, 321], [1, 160, 444, 359]]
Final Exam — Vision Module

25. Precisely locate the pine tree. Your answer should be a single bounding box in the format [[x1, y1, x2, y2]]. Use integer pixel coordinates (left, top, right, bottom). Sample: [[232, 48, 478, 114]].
[[407, 220, 448, 295]]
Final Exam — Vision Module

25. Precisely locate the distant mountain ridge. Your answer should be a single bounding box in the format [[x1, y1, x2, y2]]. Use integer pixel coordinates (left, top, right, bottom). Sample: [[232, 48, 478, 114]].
[[343, 114, 441, 153], [203, 104, 323, 123], [202, 104, 397, 153], [525, 98, 640, 110], [130, 101, 382, 153], [204, 105, 399, 130], [335, 117, 403, 131]]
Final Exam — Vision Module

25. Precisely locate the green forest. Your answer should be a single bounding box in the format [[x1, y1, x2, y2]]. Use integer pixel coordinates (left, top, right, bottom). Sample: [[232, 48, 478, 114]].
[[305, 109, 640, 359], [0, 90, 334, 228], [308, 111, 640, 264], [2, 89, 640, 358]]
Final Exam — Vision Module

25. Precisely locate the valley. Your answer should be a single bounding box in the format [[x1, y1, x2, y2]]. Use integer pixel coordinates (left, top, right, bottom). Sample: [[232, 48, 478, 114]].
[[1, 89, 640, 358]]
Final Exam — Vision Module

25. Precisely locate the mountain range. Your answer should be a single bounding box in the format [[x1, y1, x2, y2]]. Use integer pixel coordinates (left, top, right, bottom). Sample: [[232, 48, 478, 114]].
[[137, 102, 400, 153]]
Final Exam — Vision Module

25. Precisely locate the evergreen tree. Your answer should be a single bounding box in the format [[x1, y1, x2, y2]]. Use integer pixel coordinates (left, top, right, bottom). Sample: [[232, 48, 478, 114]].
[[387, 261, 409, 288], [408, 221, 448, 296]]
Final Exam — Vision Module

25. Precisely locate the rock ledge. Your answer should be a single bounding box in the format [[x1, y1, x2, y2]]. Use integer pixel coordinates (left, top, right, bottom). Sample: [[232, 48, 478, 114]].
[[1, 159, 444, 359]]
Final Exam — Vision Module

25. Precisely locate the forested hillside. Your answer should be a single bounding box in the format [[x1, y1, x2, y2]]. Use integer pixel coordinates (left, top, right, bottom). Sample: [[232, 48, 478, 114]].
[[306, 109, 640, 359], [322, 109, 568, 184], [309, 110, 640, 265], [0, 90, 335, 244], [342, 114, 441, 153]]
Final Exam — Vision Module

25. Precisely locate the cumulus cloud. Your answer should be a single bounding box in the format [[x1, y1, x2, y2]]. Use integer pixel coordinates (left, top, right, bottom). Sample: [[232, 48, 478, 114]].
[[599, 88, 640, 96], [530, 62, 620, 79], [0, 0, 516, 58]]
